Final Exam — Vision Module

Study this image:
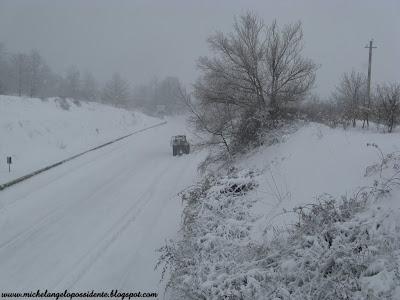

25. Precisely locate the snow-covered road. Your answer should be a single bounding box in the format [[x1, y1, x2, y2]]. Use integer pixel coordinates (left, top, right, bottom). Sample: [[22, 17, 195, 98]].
[[0, 118, 203, 295]]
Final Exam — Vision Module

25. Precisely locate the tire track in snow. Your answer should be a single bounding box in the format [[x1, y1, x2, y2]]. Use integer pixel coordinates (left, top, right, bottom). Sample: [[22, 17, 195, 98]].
[[0, 206, 59, 251], [116, 156, 193, 290], [0, 147, 159, 256], [53, 160, 172, 290]]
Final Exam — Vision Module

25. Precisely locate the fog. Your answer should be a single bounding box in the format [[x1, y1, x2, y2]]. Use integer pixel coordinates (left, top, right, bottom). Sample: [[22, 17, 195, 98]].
[[0, 0, 398, 97]]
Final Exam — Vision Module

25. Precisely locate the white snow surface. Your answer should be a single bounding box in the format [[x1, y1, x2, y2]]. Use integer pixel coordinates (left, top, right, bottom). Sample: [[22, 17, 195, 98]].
[[0, 96, 206, 296], [2, 95, 400, 299], [0, 96, 157, 183], [238, 122, 400, 235]]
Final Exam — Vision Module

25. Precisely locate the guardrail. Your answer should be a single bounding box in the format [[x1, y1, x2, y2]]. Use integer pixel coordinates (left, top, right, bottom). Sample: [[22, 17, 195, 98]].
[[0, 121, 167, 191]]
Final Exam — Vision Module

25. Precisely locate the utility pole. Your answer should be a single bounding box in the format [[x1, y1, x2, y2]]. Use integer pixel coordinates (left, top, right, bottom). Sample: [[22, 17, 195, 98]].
[[364, 39, 377, 128]]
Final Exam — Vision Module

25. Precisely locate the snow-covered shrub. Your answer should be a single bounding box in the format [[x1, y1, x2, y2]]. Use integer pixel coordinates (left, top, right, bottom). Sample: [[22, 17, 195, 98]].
[[72, 98, 82, 107], [157, 170, 260, 299], [267, 192, 399, 300], [55, 97, 71, 111], [365, 143, 400, 197], [158, 156, 400, 299]]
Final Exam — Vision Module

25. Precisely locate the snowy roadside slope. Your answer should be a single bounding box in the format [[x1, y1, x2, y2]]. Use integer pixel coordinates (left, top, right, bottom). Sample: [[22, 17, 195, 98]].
[[239, 122, 400, 234], [160, 122, 400, 299], [0, 96, 157, 183]]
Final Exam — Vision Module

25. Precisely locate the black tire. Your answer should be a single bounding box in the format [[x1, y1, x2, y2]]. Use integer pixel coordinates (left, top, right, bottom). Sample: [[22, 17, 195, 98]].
[[173, 146, 176, 156], [186, 144, 190, 154]]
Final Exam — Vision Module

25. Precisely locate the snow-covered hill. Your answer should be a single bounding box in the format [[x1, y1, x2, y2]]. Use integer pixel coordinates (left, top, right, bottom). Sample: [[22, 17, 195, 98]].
[[0, 96, 157, 183], [160, 122, 400, 299]]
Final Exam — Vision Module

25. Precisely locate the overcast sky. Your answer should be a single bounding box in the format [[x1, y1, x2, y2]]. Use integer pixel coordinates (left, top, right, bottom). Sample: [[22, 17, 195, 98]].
[[0, 0, 398, 97]]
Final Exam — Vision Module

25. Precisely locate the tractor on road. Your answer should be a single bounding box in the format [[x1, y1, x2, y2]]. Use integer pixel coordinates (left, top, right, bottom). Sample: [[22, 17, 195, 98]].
[[171, 135, 190, 156]]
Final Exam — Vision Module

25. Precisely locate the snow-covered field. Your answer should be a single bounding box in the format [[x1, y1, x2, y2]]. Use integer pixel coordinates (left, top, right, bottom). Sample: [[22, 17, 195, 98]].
[[0, 96, 157, 183], [160, 122, 400, 299]]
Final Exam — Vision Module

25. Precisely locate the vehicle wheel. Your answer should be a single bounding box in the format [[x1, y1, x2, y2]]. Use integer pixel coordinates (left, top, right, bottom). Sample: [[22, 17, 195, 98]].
[[173, 146, 176, 156], [186, 145, 190, 154]]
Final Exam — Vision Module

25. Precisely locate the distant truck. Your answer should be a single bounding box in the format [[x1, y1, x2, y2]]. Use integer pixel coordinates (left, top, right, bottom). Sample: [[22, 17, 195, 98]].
[[171, 135, 190, 156]]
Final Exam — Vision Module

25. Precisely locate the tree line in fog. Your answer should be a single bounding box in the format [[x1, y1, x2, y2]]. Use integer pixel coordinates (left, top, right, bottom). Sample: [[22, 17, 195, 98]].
[[0, 43, 185, 116]]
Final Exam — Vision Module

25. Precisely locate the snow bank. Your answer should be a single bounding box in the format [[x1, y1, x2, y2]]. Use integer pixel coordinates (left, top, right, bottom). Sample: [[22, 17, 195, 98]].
[[159, 122, 400, 299], [0, 96, 158, 183]]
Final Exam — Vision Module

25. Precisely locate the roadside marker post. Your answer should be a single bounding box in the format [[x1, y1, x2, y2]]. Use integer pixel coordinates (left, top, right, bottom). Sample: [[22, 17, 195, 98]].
[[7, 156, 12, 172]]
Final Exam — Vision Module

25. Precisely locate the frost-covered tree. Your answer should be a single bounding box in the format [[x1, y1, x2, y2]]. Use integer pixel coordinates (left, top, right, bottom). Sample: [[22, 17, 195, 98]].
[[265, 20, 317, 113], [27, 50, 47, 98], [81, 71, 98, 101], [192, 11, 317, 153], [182, 87, 234, 153], [0, 43, 11, 94], [155, 76, 185, 114], [132, 76, 184, 114], [12, 53, 29, 96], [102, 73, 130, 107], [132, 81, 155, 111], [63, 66, 82, 99], [38, 66, 62, 98], [195, 13, 317, 113], [375, 83, 400, 133], [0, 44, 59, 98], [332, 71, 367, 127]]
